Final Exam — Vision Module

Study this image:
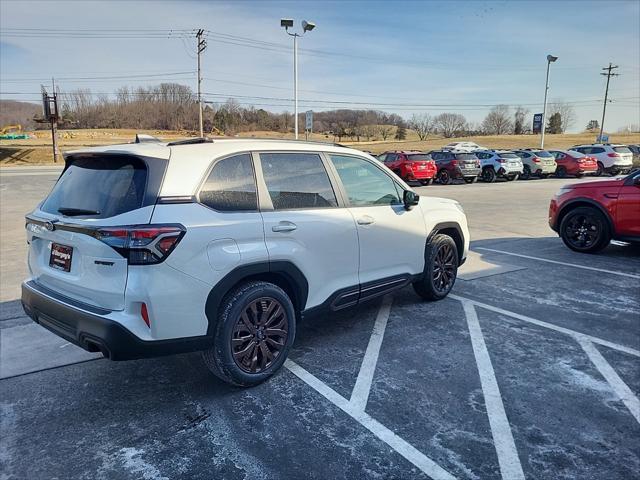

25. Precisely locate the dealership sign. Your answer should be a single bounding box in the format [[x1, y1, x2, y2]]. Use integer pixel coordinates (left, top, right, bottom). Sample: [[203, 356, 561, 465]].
[[532, 113, 543, 134]]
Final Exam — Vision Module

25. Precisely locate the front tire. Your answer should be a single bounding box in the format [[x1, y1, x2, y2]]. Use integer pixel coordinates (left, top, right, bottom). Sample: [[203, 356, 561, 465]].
[[202, 281, 296, 387], [559, 207, 610, 253], [413, 234, 459, 301], [556, 166, 567, 178]]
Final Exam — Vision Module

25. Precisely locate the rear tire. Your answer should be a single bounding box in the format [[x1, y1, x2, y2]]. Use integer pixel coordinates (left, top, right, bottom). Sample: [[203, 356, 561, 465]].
[[594, 162, 604, 176], [420, 179, 432, 186], [437, 169, 452, 185], [559, 207, 610, 253], [481, 167, 496, 183], [520, 165, 531, 180], [540, 173, 550, 179], [413, 234, 459, 301], [202, 281, 296, 387], [556, 166, 567, 178]]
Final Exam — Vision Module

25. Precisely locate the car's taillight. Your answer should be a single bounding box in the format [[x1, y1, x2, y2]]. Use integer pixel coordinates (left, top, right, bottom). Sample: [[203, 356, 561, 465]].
[[498, 159, 506, 164], [607, 153, 620, 158], [96, 224, 186, 265], [476, 161, 481, 167], [451, 160, 458, 166], [532, 157, 541, 163]]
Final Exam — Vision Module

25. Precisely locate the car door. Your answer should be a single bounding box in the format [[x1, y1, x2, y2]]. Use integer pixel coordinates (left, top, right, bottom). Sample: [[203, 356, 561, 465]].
[[615, 172, 640, 236], [327, 154, 427, 294], [384, 153, 399, 173], [256, 151, 360, 310]]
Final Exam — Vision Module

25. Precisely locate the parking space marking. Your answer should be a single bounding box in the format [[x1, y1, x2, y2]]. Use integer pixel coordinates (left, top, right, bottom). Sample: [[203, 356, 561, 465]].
[[285, 359, 456, 480], [475, 247, 640, 279], [350, 295, 392, 412], [578, 338, 640, 424], [462, 301, 525, 480], [450, 294, 640, 358]]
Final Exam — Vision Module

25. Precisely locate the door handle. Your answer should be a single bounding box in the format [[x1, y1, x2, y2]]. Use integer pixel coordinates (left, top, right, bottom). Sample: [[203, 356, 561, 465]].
[[357, 215, 375, 226], [272, 222, 297, 233]]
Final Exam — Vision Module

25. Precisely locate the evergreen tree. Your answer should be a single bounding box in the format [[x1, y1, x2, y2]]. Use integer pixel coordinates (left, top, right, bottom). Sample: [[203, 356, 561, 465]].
[[395, 124, 407, 140], [546, 112, 562, 134]]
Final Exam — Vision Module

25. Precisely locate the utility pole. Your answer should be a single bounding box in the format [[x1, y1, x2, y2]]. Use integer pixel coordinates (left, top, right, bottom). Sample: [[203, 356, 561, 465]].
[[599, 63, 619, 142], [196, 29, 207, 138], [42, 80, 60, 163]]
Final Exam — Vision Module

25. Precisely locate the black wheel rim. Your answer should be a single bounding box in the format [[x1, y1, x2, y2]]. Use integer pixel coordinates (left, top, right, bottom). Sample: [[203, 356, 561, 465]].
[[231, 297, 288, 374], [440, 171, 449, 183], [565, 214, 600, 249], [432, 243, 456, 293]]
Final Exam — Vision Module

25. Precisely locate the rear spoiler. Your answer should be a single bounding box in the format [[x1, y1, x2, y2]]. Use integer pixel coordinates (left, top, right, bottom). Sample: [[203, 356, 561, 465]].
[[135, 134, 162, 144]]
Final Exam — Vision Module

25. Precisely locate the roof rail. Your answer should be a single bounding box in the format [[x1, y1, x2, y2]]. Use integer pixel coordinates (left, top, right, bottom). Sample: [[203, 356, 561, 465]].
[[135, 133, 161, 143], [167, 137, 214, 146]]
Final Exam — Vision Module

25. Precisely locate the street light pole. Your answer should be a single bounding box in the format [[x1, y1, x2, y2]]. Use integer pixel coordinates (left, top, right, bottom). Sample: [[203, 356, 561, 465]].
[[281, 19, 315, 140], [540, 54, 558, 149]]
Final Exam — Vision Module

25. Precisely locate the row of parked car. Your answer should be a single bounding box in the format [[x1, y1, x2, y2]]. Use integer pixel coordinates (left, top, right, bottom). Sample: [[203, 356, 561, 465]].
[[374, 142, 638, 186]]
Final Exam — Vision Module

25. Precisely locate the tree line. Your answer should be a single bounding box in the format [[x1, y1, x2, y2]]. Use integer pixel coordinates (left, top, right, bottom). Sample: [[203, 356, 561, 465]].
[[37, 82, 581, 139]]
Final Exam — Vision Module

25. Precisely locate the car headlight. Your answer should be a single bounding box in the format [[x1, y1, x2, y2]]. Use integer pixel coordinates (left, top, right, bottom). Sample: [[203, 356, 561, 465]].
[[453, 201, 465, 214]]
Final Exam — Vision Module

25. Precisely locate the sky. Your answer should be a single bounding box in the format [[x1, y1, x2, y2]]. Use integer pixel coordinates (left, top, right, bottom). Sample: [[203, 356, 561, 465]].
[[1, 0, 639, 133]]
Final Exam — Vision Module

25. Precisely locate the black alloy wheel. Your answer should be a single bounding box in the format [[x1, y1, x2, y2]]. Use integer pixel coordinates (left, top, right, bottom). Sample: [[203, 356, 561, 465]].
[[432, 242, 457, 294], [437, 169, 452, 185], [231, 297, 288, 374], [559, 207, 610, 253], [482, 167, 496, 183]]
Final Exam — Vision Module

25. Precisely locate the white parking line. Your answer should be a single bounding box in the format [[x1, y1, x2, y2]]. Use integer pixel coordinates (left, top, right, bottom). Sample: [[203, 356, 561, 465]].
[[578, 338, 640, 424], [462, 301, 525, 480], [350, 295, 392, 412], [285, 359, 456, 480], [475, 247, 640, 279], [450, 294, 640, 358]]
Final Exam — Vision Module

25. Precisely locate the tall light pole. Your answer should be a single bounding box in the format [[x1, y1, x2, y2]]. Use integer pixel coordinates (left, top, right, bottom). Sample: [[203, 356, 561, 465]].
[[281, 18, 315, 139], [599, 63, 619, 142], [540, 54, 558, 149]]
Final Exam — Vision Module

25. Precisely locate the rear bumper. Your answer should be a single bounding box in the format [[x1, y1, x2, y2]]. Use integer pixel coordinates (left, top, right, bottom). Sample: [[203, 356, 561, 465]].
[[455, 168, 481, 178], [21, 280, 211, 360], [405, 168, 436, 180]]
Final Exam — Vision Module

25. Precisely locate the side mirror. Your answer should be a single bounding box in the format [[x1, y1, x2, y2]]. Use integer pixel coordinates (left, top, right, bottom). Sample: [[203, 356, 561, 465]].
[[403, 190, 419, 210]]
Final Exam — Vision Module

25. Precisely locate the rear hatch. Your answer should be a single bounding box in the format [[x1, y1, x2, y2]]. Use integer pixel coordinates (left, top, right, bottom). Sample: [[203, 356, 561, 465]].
[[612, 146, 633, 165], [406, 154, 435, 173], [26, 152, 168, 311], [535, 151, 556, 167], [455, 153, 480, 171], [498, 152, 522, 169]]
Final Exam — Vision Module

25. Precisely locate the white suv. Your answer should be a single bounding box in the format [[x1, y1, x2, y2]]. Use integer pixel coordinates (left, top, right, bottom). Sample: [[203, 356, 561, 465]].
[[475, 150, 523, 182], [572, 144, 633, 176], [21, 138, 469, 386], [443, 141, 483, 152]]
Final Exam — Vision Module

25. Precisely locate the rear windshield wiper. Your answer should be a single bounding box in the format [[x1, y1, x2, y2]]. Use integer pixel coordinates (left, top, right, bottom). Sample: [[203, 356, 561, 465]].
[[57, 207, 100, 216]]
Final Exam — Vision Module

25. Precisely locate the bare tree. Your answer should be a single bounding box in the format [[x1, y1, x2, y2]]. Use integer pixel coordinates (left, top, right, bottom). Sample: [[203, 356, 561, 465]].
[[377, 125, 394, 140], [481, 105, 513, 135], [513, 106, 530, 134], [434, 113, 467, 138], [548, 100, 576, 133], [409, 113, 434, 141]]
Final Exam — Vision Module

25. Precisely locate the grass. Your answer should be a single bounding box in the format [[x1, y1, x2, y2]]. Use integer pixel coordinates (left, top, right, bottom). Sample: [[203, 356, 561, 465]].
[[1, 128, 639, 166]]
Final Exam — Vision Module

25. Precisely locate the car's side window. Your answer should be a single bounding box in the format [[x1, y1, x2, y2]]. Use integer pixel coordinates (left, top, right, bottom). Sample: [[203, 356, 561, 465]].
[[259, 152, 338, 210], [592, 147, 605, 154], [329, 154, 402, 207], [199, 153, 257, 212], [378, 154, 388, 162]]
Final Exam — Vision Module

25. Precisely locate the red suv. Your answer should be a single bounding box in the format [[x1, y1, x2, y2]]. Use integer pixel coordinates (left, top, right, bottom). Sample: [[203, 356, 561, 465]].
[[549, 150, 598, 178], [549, 170, 640, 252], [379, 151, 437, 185]]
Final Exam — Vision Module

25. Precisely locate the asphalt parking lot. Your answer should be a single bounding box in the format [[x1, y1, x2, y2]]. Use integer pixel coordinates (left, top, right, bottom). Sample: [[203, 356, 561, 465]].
[[1, 167, 639, 480]]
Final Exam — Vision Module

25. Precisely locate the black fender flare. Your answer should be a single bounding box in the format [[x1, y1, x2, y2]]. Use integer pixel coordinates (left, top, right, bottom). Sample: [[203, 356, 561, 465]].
[[204, 261, 309, 335], [427, 222, 465, 264], [555, 197, 614, 233]]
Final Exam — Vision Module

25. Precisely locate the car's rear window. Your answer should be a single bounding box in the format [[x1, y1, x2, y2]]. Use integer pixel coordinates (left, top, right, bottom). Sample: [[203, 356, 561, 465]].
[[533, 150, 553, 158], [455, 153, 478, 160], [41, 156, 147, 218], [407, 154, 431, 161], [498, 153, 519, 159], [613, 146, 632, 154]]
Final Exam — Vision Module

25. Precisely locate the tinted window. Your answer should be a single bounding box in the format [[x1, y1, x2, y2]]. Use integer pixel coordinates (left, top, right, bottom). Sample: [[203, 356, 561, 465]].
[[613, 146, 632, 154], [199, 154, 257, 211], [591, 147, 605, 154], [519, 152, 530, 157], [41, 156, 147, 219], [261, 153, 337, 210], [455, 153, 478, 161], [386, 154, 398, 162], [330, 155, 402, 207], [534, 150, 553, 158], [499, 152, 519, 159], [407, 154, 431, 161]]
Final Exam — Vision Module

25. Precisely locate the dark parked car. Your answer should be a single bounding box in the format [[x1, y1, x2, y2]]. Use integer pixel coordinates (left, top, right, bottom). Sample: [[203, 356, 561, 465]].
[[428, 150, 481, 185]]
